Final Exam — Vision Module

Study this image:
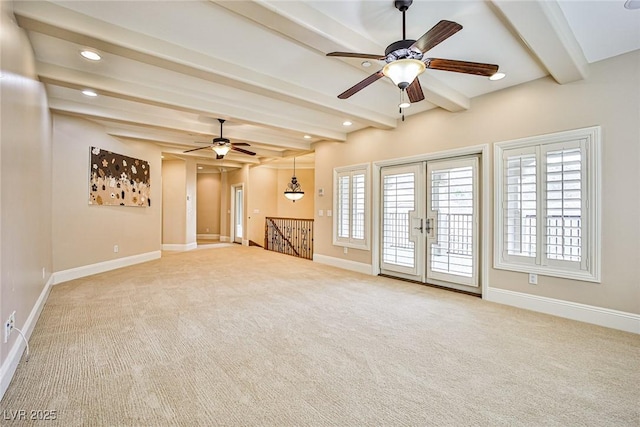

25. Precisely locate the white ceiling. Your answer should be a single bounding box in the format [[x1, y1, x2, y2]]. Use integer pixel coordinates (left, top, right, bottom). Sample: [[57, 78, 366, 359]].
[[12, 0, 640, 169]]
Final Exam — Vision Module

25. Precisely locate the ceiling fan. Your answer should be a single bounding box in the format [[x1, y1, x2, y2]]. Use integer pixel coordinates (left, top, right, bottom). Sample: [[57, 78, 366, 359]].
[[183, 118, 256, 159], [327, 0, 499, 104]]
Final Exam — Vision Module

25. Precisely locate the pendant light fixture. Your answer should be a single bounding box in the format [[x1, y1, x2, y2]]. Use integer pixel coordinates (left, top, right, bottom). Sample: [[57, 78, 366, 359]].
[[284, 157, 304, 202]]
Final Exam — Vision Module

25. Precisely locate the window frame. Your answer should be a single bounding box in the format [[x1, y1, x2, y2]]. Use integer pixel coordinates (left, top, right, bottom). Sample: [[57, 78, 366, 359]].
[[333, 163, 371, 250], [494, 126, 601, 282]]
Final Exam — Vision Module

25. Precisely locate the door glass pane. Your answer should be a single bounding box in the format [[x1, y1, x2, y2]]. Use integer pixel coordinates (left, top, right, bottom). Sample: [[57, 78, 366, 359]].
[[430, 166, 473, 277], [382, 172, 415, 267]]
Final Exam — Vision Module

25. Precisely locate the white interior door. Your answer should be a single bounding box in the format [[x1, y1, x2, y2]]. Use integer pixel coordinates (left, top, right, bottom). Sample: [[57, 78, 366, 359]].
[[426, 157, 479, 289], [380, 164, 425, 280]]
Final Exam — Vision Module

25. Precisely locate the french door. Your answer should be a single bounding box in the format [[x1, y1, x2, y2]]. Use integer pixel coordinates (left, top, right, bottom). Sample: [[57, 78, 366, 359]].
[[380, 157, 480, 293]]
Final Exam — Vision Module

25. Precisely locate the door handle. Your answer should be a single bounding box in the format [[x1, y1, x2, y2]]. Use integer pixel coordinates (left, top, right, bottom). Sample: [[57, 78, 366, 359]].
[[425, 218, 433, 234], [413, 218, 423, 233]]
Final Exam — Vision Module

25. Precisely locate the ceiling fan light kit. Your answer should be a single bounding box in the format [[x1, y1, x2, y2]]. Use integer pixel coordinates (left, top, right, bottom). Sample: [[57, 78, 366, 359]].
[[383, 59, 426, 90], [212, 144, 230, 156]]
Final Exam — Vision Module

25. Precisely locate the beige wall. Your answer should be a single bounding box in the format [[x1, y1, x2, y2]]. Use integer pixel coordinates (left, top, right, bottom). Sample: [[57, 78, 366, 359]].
[[223, 166, 249, 242], [162, 159, 187, 245], [52, 115, 162, 270], [196, 173, 221, 235], [277, 168, 315, 219], [0, 2, 53, 368], [244, 166, 316, 246], [314, 50, 640, 314], [185, 158, 197, 246], [247, 167, 278, 245]]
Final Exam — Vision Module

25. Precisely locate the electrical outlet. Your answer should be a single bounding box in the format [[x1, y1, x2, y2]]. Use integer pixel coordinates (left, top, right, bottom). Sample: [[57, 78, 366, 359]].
[[113, 245, 119, 253], [4, 311, 15, 343], [343, 247, 348, 254], [528, 273, 538, 285]]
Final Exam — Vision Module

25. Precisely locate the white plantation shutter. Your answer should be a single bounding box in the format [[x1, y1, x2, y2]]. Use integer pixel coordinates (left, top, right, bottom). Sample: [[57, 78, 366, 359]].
[[337, 175, 350, 238], [382, 172, 416, 268], [334, 165, 370, 248], [543, 142, 585, 269], [351, 173, 365, 239], [495, 127, 600, 282], [504, 150, 537, 261]]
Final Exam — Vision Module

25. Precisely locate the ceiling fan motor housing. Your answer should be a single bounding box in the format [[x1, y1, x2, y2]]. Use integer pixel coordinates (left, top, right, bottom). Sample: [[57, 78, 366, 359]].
[[385, 39, 423, 62], [394, 0, 413, 12]]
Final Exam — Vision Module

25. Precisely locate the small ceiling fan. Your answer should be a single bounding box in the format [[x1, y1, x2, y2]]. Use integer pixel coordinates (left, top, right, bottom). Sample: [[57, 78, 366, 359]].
[[327, 0, 499, 104], [183, 118, 256, 159]]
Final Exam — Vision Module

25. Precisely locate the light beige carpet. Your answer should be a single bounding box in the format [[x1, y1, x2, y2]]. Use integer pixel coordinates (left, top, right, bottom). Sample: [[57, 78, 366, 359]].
[[1, 246, 639, 426]]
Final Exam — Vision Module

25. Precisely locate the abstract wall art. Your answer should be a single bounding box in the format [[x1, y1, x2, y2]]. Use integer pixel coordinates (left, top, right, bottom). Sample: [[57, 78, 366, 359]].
[[89, 147, 151, 207]]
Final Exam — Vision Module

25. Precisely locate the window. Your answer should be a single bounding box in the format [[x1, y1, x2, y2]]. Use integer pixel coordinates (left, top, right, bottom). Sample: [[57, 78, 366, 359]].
[[334, 164, 370, 249], [494, 126, 601, 282]]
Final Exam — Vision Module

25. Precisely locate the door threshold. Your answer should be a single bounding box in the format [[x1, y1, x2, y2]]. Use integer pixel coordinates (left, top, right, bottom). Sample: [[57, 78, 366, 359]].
[[378, 274, 481, 298]]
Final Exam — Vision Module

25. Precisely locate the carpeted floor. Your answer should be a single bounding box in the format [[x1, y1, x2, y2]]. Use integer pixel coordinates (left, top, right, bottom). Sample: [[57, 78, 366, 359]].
[[1, 246, 639, 426]]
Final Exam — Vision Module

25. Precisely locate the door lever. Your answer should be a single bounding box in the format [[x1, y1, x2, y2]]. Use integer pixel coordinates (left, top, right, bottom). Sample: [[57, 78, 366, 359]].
[[425, 218, 433, 234], [413, 218, 423, 233]]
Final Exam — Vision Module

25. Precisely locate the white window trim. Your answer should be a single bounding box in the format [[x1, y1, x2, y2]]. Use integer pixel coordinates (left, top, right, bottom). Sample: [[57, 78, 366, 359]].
[[494, 126, 601, 282], [333, 163, 371, 250]]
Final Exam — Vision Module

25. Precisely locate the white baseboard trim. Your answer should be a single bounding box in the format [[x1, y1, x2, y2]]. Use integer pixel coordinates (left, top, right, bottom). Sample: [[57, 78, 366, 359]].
[[242, 239, 249, 246], [53, 251, 161, 285], [0, 275, 54, 401], [196, 234, 220, 239], [313, 254, 373, 276], [220, 236, 230, 242], [485, 287, 640, 334], [161, 243, 197, 252]]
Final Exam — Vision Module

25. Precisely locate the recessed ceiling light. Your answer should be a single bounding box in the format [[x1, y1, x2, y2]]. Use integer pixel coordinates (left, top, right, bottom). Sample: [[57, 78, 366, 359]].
[[624, 0, 640, 10], [489, 72, 506, 81], [80, 50, 101, 61], [361, 61, 371, 68], [197, 166, 203, 170], [161, 155, 165, 159], [82, 89, 98, 97], [342, 121, 352, 126], [303, 135, 312, 139]]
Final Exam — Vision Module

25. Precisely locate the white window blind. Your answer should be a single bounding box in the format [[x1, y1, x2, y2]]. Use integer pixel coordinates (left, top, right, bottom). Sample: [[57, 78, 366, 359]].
[[352, 173, 365, 240], [494, 126, 600, 282], [545, 147, 582, 263], [337, 175, 350, 239], [504, 151, 537, 260], [334, 164, 370, 249]]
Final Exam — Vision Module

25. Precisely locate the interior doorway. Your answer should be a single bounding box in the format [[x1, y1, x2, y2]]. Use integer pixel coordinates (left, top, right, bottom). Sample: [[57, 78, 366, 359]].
[[231, 184, 244, 244]]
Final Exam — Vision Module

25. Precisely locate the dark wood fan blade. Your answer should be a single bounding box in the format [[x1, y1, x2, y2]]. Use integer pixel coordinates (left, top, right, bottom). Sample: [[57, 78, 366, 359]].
[[426, 58, 499, 76], [338, 70, 384, 99], [406, 78, 425, 103], [183, 146, 211, 153], [231, 142, 250, 147], [232, 146, 256, 156], [411, 20, 462, 53], [327, 52, 385, 60]]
